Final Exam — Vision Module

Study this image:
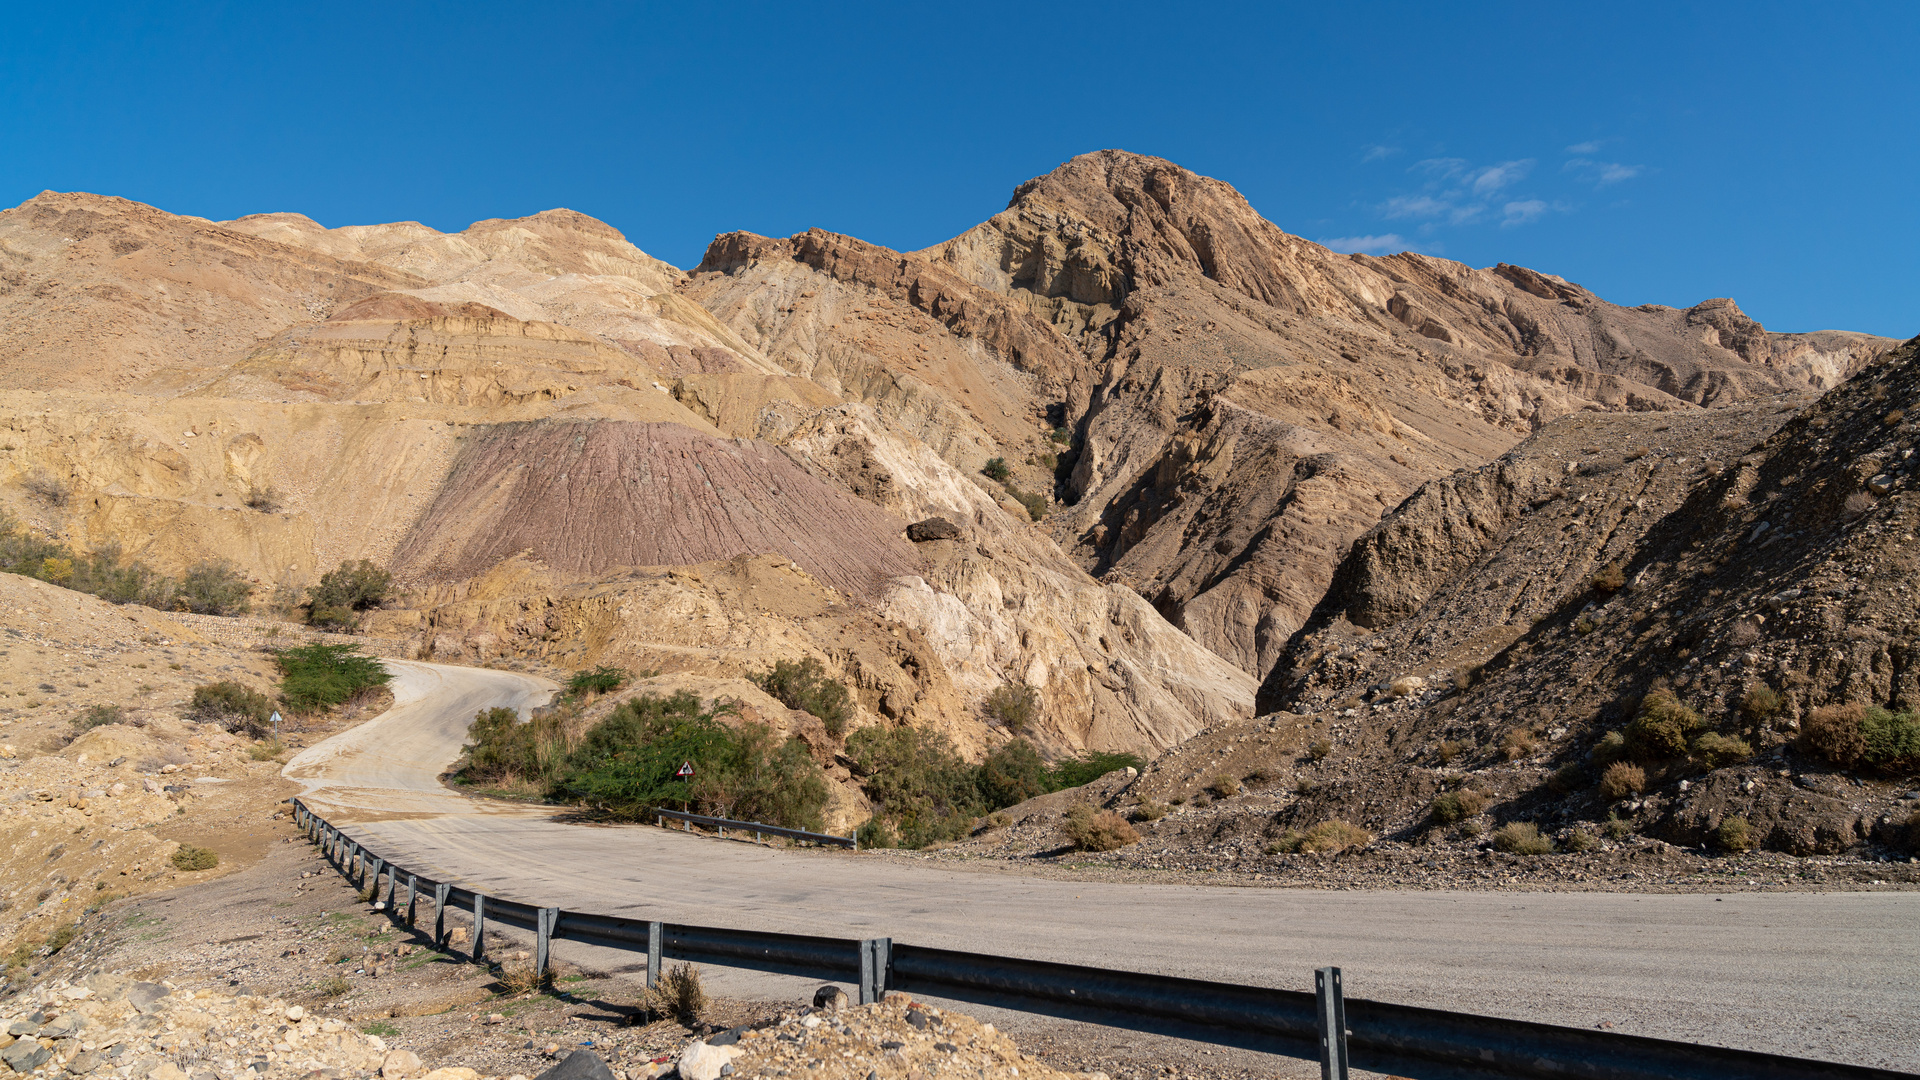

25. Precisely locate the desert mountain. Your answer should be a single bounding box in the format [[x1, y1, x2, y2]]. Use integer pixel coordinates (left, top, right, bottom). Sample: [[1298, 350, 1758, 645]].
[[0, 154, 1899, 791]]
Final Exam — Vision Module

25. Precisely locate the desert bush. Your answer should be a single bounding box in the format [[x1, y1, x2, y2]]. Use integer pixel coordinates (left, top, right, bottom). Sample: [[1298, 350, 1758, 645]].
[[21, 471, 69, 506], [653, 962, 707, 1026], [1603, 813, 1633, 839], [983, 681, 1041, 733], [566, 665, 630, 697], [1625, 690, 1702, 760], [1598, 762, 1646, 800], [1307, 738, 1334, 762], [1741, 683, 1783, 721], [1061, 804, 1139, 852], [187, 681, 276, 735], [976, 738, 1047, 808], [1006, 486, 1049, 521], [1589, 562, 1627, 593], [558, 692, 828, 831], [854, 816, 896, 849], [1274, 818, 1382, 853], [275, 642, 392, 713], [175, 559, 252, 616], [1452, 664, 1484, 691], [1801, 702, 1868, 767], [1491, 822, 1553, 855], [1691, 731, 1754, 768], [846, 725, 983, 848], [305, 559, 392, 627], [1561, 828, 1597, 853], [170, 844, 220, 871], [1436, 739, 1465, 764], [1859, 706, 1920, 770], [753, 657, 853, 737], [1207, 775, 1241, 799], [1046, 750, 1146, 789], [247, 739, 284, 762], [495, 963, 545, 996], [1501, 728, 1540, 761], [243, 485, 282, 512], [1717, 816, 1755, 852], [981, 457, 1011, 482], [73, 704, 125, 731], [1547, 763, 1585, 793], [1130, 800, 1170, 823], [1050, 427, 1072, 445], [1593, 729, 1627, 764], [1428, 788, 1487, 824]]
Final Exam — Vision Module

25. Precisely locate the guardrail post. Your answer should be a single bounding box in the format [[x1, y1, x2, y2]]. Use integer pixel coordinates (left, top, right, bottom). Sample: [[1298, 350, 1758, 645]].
[[472, 894, 487, 963], [368, 857, 384, 899], [404, 874, 418, 926], [1315, 966, 1349, 1080], [536, 908, 557, 981], [647, 922, 662, 989], [860, 938, 891, 1004], [434, 884, 451, 947]]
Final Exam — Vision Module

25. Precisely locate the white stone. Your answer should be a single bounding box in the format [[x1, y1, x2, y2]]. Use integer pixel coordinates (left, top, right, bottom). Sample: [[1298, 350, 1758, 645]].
[[677, 1042, 742, 1080]]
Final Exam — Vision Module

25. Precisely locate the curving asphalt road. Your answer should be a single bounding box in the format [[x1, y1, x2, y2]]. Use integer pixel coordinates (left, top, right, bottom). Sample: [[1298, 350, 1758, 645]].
[[288, 660, 1920, 1071]]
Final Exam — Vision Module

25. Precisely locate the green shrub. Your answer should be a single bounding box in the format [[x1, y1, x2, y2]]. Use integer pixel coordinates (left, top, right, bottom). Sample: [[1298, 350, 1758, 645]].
[[1045, 750, 1145, 790], [1050, 427, 1072, 445], [1561, 828, 1597, 853], [977, 739, 1047, 809], [984, 682, 1040, 733], [1207, 775, 1241, 799], [1598, 762, 1646, 800], [846, 725, 984, 848], [981, 457, 1012, 482], [1717, 816, 1755, 852], [1625, 690, 1702, 760], [567, 665, 630, 697], [175, 559, 252, 616], [1589, 562, 1626, 593], [556, 692, 828, 831], [1428, 789, 1487, 824], [1860, 706, 1920, 770], [461, 706, 546, 784], [305, 559, 391, 627], [73, 704, 124, 731], [1006, 486, 1049, 521], [1691, 731, 1754, 768], [752, 657, 853, 737], [1061, 804, 1138, 852], [170, 844, 220, 871], [188, 681, 275, 736], [1603, 813, 1633, 840], [1491, 822, 1553, 855], [854, 816, 897, 849], [274, 642, 393, 713]]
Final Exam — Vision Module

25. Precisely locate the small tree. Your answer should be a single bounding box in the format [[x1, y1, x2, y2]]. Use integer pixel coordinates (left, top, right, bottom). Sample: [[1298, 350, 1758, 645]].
[[981, 457, 1011, 482], [306, 560, 392, 629]]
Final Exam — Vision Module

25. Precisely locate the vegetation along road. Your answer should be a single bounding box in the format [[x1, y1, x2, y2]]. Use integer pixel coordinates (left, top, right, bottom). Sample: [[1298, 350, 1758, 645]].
[[286, 660, 1920, 1071]]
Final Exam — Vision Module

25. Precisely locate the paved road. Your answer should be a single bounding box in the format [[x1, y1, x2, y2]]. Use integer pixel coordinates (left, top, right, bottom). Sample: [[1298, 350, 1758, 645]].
[[289, 660, 1920, 1072]]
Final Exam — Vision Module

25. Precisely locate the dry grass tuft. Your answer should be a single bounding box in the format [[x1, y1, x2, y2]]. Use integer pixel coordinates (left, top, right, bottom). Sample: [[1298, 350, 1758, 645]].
[[1598, 762, 1646, 800], [1062, 804, 1139, 852], [1270, 819, 1372, 855], [1717, 816, 1756, 852], [1491, 822, 1553, 855], [1428, 789, 1487, 824], [652, 962, 707, 1026]]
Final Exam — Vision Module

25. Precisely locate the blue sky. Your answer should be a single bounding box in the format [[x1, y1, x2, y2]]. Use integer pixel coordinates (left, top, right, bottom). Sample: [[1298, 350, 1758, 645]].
[[2, 2, 1914, 337]]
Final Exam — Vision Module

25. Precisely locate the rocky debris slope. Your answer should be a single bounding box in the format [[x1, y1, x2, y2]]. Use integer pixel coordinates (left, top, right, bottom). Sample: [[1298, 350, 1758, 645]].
[[1260, 395, 1811, 712], [704, 997, 1090, 1080], [917, 150, 1893, 680]]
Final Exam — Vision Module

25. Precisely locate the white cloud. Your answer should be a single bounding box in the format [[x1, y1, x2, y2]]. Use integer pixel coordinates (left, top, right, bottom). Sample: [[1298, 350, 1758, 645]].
[[1415, 157, 1468, 179], [1501, 199, 1549, 227], [1319, 233, 1409, 255], [1361, 145, 1399, 162], [1564, 158, 1644, 186], [1382, 194, 1452, 220], [1468, 159, 1533, 194], [1565, 140, 1604, 154]]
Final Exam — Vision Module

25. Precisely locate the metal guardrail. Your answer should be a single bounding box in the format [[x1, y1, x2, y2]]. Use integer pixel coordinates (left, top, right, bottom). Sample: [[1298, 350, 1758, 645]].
[[289, 798, 1912, 1080], [653, 808, 857, 849]]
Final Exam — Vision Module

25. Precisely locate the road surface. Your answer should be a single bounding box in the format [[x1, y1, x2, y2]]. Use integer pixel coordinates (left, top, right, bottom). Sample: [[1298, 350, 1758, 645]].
[[287, 660, 1920, 1071]]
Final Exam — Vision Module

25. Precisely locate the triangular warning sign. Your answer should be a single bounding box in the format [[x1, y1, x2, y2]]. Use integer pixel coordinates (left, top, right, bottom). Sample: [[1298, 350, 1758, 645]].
[[675, 760, 695, 777]]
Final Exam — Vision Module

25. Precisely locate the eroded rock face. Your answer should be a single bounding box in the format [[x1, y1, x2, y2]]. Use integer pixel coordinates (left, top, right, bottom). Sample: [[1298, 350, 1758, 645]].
[[915, 150, 1893, 681]]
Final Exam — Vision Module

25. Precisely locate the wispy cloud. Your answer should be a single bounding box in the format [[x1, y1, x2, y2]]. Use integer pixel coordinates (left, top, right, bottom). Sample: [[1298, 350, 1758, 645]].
[[1563, 158, 1644, 186], [1361, 144, 1400, 162], [1319, 233, 1413, 255], [1501, 200, 1549, 227], [1564, 140, 1605, 155]]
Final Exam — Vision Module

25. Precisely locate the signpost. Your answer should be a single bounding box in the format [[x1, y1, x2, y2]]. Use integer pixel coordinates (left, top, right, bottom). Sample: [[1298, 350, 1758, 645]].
[[676, 761, 693, 813], [270, 710, 283, 743]]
